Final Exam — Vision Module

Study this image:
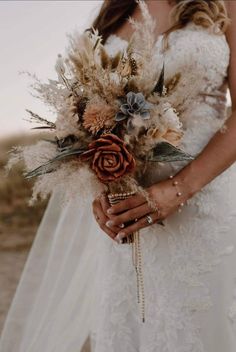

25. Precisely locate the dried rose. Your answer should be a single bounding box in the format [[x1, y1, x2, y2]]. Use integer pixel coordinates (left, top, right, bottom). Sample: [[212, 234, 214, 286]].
[[80, 134, 136, 183]]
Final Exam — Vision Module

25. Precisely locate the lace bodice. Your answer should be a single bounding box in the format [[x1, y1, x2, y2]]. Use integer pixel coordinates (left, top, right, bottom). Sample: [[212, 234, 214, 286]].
[[106, 21, 230, 186], [106, 22, 230, 124]]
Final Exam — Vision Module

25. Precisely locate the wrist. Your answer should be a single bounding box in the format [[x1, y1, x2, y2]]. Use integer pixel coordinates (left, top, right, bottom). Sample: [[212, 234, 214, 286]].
[[171, 161, 203, 201]]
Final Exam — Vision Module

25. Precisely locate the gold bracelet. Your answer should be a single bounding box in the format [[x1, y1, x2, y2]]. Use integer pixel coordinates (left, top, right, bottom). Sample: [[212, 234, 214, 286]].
[[169, 175, 185, 213]]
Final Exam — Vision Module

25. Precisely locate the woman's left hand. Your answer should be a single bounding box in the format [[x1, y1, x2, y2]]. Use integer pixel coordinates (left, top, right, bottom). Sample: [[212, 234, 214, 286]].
[[106, 178, 189, 243]]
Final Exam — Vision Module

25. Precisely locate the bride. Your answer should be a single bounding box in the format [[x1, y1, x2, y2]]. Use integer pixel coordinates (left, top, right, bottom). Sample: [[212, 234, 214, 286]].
[[1, 0, 236, 351]]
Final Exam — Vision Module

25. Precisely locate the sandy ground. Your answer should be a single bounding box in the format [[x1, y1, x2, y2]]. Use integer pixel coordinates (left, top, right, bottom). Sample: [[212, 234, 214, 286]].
[[0, 247, 30, 331]]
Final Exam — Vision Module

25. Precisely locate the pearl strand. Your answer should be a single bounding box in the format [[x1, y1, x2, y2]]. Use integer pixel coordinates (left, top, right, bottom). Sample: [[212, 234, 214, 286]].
[[108, 191, 145, 322]]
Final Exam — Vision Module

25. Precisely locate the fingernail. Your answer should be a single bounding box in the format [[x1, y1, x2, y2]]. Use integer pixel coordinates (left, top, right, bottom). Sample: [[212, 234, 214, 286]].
[[107, 208, 113, 215], [119, 223, 125, 229], [115, 233, 124, 244], [117, 232, 125, 239], [106, 220, 114, 228]]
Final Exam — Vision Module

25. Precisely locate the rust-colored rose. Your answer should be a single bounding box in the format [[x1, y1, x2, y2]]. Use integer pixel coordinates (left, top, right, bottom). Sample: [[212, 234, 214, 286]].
[[80, 134, 136, 183]]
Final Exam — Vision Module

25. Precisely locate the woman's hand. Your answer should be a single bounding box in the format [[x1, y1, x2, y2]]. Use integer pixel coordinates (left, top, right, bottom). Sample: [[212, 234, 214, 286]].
[[106, 177, 191, 243], [92, 193, 124, 240]]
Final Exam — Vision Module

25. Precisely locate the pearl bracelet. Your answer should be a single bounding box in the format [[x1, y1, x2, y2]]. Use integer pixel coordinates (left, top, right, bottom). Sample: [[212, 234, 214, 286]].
[[169, 175, 185, 213]]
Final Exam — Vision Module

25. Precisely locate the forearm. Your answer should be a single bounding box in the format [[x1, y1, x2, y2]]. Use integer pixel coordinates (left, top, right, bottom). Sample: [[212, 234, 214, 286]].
[[175, 109, 236, 199]]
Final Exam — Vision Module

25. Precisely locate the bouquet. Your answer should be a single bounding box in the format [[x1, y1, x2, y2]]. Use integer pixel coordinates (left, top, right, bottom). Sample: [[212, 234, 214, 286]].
[[9, 2, 193, 322], [10, 2, 192, 204]]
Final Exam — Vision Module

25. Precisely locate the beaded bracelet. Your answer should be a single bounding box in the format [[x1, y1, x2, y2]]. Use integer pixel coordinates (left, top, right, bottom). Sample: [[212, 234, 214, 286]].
[[169, 175, 185, 213]]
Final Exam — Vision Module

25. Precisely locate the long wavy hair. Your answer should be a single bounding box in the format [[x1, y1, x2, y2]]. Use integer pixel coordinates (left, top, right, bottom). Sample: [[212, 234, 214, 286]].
[[92, 0, 230, 44]]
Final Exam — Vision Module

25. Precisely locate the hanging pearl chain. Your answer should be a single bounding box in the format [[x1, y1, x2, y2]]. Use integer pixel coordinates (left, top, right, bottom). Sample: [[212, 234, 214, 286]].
[[108, 191, 145, 323]]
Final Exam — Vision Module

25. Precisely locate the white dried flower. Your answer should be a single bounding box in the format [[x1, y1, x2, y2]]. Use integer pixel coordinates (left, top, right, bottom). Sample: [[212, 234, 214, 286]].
[[161, 102, 182, 130]]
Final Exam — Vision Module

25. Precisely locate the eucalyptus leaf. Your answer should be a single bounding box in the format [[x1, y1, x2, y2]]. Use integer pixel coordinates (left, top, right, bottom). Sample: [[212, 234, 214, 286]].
[[25, 148, 86, 179], [147, 142, 194, 162], [24, 166, 56, 179]]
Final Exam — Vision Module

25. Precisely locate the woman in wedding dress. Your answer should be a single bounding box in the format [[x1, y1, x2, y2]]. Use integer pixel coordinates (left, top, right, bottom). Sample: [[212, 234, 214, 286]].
[[1, 0, 236, 351]]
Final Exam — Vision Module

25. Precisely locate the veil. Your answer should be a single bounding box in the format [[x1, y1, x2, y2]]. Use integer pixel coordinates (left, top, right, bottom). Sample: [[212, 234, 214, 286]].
[[0, 190, 101, 351]]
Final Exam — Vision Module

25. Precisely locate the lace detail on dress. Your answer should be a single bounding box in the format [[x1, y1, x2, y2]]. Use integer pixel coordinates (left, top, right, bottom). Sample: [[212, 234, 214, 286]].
[[90, 22, 235, 352]]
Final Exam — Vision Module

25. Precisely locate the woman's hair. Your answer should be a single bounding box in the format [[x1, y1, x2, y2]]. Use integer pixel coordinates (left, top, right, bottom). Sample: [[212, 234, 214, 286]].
[[92, 0, 230, 43], [92, 1, 137, 43]]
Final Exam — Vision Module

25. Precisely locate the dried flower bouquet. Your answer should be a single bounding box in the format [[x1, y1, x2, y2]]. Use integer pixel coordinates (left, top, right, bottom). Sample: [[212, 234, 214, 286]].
[[9, 2, 193, 206]]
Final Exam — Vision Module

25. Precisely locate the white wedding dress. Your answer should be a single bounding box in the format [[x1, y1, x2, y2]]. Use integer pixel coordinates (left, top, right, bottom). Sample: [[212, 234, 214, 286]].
[[1, 21, 236, 352]]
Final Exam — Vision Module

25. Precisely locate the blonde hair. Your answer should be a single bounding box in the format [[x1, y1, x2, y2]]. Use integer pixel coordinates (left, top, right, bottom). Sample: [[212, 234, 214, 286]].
[[167, 0, 230, 34], [93, 1, 231, 44]]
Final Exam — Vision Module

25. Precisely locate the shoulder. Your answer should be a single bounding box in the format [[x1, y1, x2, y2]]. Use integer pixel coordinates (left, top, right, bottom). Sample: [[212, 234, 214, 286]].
[[225, 1, 236, 42], [224, 1, 235, 13]]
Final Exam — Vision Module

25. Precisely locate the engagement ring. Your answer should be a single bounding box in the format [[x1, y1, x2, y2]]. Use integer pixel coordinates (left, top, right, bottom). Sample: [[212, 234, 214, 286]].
[[146, 215, 153, 225]]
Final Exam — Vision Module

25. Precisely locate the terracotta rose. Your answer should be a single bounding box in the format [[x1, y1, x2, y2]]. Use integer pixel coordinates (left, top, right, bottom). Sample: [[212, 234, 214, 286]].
[[80, 134, 136, 183]]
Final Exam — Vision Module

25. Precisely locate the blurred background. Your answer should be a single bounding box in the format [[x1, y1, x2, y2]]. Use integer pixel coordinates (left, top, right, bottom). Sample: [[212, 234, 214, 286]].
[[0, 0, 102, 337]]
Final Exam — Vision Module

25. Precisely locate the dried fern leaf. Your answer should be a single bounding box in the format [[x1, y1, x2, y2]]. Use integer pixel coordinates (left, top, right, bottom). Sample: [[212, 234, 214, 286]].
[[25, 109, 56, 128]]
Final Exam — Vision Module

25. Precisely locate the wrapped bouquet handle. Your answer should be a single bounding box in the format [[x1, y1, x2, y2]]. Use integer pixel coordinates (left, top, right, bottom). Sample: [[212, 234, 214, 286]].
[[107, 190, 136, 244], [107, 188, 146, 322]]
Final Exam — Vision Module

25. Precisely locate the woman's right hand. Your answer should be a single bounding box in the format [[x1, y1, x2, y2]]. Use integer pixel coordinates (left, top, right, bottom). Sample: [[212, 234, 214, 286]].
[[92, 193, 123, 240]]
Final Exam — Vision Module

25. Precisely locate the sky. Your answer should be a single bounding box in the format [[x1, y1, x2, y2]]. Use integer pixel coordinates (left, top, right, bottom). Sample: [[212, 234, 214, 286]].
[[0, 0, 102, 137]]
